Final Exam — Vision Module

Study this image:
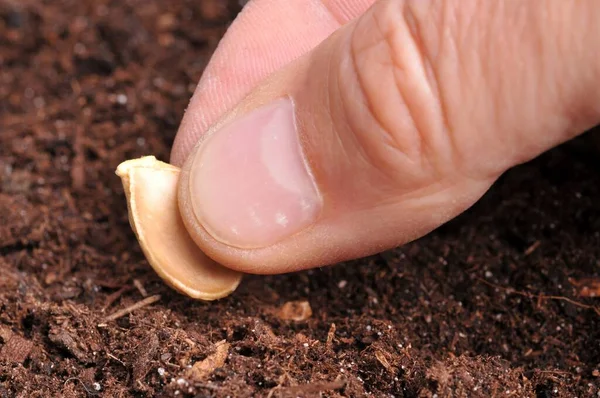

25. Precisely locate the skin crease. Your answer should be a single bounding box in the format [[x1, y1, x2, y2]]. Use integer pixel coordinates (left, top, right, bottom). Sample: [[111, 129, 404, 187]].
[[173, 0, 600, 274]]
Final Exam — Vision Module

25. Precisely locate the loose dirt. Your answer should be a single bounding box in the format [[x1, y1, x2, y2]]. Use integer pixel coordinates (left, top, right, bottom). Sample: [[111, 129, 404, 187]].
[[1, 0, 599, 397]]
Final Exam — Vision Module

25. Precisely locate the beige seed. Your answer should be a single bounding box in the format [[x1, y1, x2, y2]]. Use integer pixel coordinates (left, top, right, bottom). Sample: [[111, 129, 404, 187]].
[[115, 156, 242, 300]]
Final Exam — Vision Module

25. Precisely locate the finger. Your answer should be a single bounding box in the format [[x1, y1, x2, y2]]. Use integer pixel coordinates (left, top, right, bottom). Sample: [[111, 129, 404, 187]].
[[170, 0, 375, 165], [177, 0, 600, 274]]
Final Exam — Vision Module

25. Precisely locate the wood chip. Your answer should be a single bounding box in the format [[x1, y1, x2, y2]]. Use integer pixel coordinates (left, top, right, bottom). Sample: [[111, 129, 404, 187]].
[[523, 240, 541, 256], [326, 323, 336, 348], [569, 277, 600, 297], [277, 301, 312, 322], [185, 340, 229, 382], [102, 294, 161, 323], [375, 350, 396, 374], [133, 279, 148, 297]]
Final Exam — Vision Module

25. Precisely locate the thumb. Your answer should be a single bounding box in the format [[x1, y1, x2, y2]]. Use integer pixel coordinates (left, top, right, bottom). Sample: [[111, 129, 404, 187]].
[[177, 0, 600, 274]]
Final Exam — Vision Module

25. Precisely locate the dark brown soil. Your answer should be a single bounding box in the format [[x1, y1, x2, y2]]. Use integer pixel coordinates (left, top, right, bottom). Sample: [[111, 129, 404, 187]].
[[1, 0, 600, 397]]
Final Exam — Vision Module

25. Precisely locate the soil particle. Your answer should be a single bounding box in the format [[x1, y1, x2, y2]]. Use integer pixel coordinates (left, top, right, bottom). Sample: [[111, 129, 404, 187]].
[[48, 326, 91, 363], [1, 0, 600, 397], [0, 333, 34, 364], [133, 333, 160, 386]]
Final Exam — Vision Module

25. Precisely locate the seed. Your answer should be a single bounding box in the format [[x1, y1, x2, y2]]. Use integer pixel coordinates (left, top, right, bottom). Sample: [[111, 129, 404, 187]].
[[115, 156, 242, 300]]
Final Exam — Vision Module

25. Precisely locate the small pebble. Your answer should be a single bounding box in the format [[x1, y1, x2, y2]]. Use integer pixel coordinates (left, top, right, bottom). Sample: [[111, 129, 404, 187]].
[[116, 94, 128, 105]]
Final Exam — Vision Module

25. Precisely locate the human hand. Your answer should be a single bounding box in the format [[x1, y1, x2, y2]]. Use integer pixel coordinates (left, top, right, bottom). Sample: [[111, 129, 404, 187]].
[[170, 0, 600, 274]]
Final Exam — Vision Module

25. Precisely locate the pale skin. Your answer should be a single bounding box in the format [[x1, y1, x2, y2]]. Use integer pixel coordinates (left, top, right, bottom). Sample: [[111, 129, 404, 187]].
[[167, 0, 600, 275]]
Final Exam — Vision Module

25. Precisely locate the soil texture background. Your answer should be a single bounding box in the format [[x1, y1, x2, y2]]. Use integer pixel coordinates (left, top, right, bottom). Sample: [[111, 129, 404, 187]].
[[1, 0, 600, 397]]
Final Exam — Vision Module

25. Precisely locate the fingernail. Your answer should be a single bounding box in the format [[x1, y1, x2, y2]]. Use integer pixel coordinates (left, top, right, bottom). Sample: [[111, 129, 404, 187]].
[[188, 98, 322, 249]]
